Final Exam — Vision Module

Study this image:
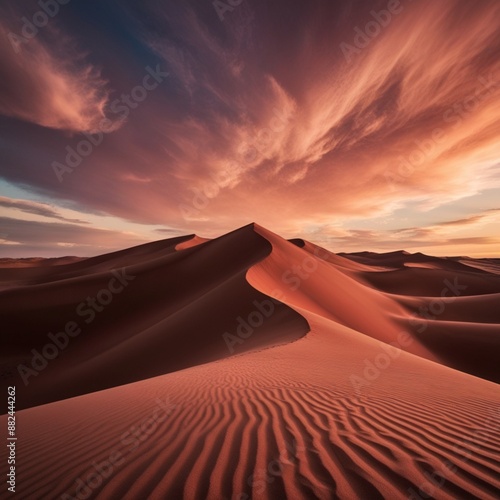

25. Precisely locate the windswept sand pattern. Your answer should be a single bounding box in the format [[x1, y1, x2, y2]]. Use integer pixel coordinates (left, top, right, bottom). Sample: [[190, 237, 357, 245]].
[[4, 326, 499, 500]]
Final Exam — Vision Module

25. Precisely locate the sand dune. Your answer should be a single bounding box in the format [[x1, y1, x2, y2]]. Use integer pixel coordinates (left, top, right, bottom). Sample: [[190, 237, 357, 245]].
[[457, 258, 500, 276], [0, 225, 308, 410], [1, 224, 499, 499], [0, 236, 192, 290]]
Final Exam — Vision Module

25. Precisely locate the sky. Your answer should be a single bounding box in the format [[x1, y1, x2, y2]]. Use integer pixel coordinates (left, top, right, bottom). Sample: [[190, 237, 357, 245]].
[[0, 0, 499, 257]]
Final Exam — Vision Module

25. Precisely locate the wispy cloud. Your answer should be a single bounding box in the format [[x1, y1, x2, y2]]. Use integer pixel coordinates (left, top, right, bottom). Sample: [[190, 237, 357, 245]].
[[0, 196, 88, 223], [0, 19, 120, 133], [434, 209, 500, 227]]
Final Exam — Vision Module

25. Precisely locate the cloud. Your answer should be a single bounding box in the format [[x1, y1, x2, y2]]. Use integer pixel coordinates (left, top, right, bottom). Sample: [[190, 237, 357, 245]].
[[107, 0, 500, 231], [435, 209, 500, 227], [154, 228, 186, 234], [392, 209, 500, 237], [306, 208, 500, 255], [0, 196, 88, 223], [0, 18, 121, 133], [445, 237, 499, 246]]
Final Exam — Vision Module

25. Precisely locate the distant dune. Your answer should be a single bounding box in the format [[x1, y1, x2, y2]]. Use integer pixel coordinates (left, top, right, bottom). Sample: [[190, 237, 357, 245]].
[[1, 224, 499, 499]]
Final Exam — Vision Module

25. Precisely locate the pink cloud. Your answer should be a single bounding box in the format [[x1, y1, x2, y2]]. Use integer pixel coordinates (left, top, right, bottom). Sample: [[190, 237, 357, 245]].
[[0, 21, 121, 133]]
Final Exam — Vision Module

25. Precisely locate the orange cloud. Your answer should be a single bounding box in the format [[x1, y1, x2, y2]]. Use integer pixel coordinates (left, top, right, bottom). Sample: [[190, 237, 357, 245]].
[[126, 0, 500, 236]]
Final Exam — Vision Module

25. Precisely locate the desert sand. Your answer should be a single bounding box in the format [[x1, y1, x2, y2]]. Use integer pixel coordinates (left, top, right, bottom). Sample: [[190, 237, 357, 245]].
[[1, 223, 499, 499]]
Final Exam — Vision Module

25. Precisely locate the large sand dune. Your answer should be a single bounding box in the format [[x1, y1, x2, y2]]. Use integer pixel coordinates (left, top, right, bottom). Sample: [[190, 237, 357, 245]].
[[0, 225, 308, 410], [1, 224, 499, 499]]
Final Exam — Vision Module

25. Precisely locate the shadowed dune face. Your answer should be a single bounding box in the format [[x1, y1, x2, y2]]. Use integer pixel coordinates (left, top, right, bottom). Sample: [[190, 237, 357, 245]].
[[356, 267, 500, 296], [0, 235, 194, 290], [458, 258, 500, 275], [0, 224, 499, 499]]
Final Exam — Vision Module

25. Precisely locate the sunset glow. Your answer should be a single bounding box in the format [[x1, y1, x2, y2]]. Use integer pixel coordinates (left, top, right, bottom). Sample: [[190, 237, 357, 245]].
[[1, 0, 499, 256]]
